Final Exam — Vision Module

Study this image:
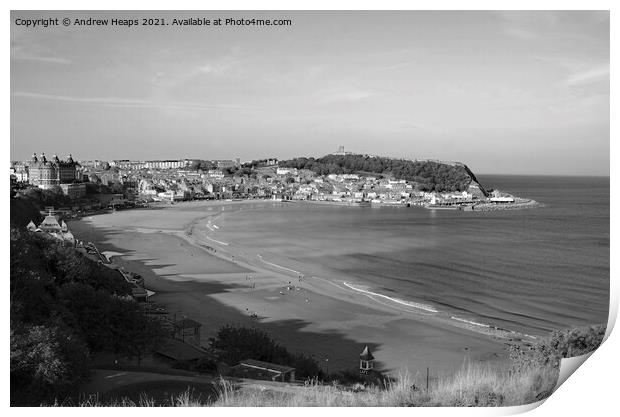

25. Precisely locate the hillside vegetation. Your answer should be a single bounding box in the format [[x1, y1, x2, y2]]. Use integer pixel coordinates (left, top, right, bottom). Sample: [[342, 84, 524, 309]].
[[10, 197, 164, 406], [74, 324, 605, 407], [279, 154, 480, 192], [209, 325, 323, 380], [212, 324, 606, 406]]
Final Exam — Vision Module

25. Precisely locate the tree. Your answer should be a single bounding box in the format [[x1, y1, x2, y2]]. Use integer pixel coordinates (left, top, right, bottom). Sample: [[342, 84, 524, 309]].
[[88, 173, 101, 184], [278, 154, 477, 191], [509, 325, 606, 373], [10, 193, 43, 227], [209, 325, 322, 379], [121, 316, 164, 365], [291, 354, 322, 380], [210, 325, 288, 364], [10, 324, 90, 405], [57, 284, 119, 351], [11, 227, 132, 295], [57, 283, 161, 357], [109, 181, 124, 194]]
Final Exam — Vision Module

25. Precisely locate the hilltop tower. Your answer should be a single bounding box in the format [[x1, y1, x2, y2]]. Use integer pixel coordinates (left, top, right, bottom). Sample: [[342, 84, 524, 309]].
[[332, 146, 353, 156]]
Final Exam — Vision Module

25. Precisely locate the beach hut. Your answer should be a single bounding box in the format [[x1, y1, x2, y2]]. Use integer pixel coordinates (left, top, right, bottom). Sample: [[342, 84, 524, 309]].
[[359, 345, 375, 374]]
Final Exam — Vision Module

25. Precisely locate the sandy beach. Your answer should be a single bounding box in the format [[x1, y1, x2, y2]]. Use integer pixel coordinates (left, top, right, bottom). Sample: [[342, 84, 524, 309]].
[[69, 200, 509, 376]]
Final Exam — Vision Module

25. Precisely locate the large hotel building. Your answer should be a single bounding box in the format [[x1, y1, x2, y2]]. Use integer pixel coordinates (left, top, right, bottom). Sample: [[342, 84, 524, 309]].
[[27, 153, 85, 198]]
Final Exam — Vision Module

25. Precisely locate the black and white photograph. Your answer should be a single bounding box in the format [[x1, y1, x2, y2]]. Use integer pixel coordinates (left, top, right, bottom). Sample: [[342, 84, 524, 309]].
[[7, 4, 613, 409]]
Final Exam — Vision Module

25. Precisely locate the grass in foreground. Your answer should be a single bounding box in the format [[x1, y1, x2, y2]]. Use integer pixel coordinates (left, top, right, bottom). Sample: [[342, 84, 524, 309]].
[[69, 362, 558, 407], [212, 362, 558, 407]]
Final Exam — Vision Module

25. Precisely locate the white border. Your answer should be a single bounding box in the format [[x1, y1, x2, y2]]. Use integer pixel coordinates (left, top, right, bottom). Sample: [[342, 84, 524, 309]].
[[3, 2, 616, 416]]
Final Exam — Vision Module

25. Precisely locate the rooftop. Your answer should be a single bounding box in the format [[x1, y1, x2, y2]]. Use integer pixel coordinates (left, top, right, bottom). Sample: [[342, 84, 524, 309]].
[[174, 318, 202, 329], [360, 345, 375, 361], [238, 359, 295, 374]]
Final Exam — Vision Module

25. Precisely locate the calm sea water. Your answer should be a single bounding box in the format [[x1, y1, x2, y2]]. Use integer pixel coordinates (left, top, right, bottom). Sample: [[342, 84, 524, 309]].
[[215, 175, 609, 337]]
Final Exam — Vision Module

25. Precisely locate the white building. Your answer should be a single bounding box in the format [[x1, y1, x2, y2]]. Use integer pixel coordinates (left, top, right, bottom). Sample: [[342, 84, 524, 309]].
[[144, 160, 188, 170], [490, 196, 515, 203], [27, 214, 75, 245], [207, 170, 225, 179], [276, 167, 297, 176]]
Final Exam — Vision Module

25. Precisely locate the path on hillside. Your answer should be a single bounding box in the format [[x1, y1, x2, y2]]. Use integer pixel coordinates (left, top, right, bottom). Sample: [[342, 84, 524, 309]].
[[81, 368, 218, 396], [81, 368, 305, 400]]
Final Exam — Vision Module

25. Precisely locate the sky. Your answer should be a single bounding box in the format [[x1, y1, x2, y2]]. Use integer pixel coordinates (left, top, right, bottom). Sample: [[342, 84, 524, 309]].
[[10, 10, 610, 175]]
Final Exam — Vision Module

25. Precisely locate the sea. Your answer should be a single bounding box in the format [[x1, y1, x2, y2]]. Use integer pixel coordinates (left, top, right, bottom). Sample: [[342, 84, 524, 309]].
[[212, 175, 610, 338]]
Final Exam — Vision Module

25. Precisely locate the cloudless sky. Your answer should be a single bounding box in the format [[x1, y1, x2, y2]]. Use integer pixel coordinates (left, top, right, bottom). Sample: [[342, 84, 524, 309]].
[[10, 11, 609, 175]]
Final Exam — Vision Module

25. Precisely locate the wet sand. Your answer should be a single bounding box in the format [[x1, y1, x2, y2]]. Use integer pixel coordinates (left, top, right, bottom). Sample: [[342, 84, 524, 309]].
[[69, 200, 508, 376]]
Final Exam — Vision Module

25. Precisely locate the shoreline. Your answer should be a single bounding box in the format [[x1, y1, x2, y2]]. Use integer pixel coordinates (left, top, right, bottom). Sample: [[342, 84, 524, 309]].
[[73, 198, 544, 341], [95, 193, 541, 217], [68, 200, 517, 375], [183, 201, 540, 342]]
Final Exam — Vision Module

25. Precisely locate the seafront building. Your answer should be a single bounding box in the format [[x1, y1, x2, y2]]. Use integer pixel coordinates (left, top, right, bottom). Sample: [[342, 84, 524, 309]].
[[11, 150, 522, 210], [26, 212, 75, 244], [20, 152, 87, 199], [10, 162, 29, 183], [27, 153, 80, 189], [144, 160, 189, 170]]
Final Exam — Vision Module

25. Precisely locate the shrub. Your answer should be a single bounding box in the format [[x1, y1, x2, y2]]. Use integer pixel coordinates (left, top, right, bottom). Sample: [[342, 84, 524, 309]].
[[10, 324, 90, 406], [509, 325, 606, 372], [209, 325, 321, 379], [173, 358, 218, 373]]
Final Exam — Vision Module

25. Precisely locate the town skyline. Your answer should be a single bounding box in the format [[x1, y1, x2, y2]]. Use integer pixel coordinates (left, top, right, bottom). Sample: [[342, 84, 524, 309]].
[[12, 149, 612, 177], [11, 10, 609, 176]]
